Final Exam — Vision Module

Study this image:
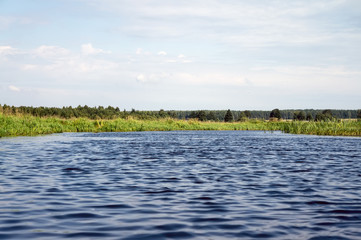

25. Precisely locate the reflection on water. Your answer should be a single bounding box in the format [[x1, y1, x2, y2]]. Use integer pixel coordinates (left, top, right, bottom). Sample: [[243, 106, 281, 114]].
[[1, 131, 361, 239]]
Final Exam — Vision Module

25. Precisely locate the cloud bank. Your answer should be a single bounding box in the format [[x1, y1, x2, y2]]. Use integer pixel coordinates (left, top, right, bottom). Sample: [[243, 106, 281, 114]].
[[1, 0, 360, 109]]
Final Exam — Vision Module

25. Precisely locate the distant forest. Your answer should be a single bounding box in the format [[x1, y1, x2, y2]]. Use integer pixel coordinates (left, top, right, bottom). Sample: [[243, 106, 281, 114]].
[[1, 104, 360, 121]]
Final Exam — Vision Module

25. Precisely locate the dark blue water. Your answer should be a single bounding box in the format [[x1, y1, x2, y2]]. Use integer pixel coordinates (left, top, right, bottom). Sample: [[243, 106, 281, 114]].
[[1, 131, 361, 240]]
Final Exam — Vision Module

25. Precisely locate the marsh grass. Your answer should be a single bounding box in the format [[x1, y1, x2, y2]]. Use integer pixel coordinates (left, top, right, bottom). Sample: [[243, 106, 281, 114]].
[[1, 113, 360, 137], [281, 120, 361, 136]]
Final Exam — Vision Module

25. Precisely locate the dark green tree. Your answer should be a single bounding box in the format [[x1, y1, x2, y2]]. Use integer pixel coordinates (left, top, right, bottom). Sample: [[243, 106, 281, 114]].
[[238, 111, 247, 122], [207, 111, 217, 121], [159, 109, 166, 118], [244, 110, 251, 118], [11, 106, 16, 115], [306, 113, 313, 121], [322, 109, 333, 119], [357, 110, 361, 120], [315, 109, 336, 122], [270, 108, 281, 120], [224, 109, 234, 122], [293, 111, 306, 121], [167, 111, 176, 118], [189, 110, 207, 121], [197, 110, 207, 121], [315, 113, 325, 122], [315, 110, 335, 122], [2, 104, 10, 114], [189, 111, 197, 119], [298, 111, 306, 120]]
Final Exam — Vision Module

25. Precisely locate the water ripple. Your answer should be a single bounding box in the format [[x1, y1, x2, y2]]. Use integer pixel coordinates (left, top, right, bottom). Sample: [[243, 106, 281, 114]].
[[0, 131, 360, 239]]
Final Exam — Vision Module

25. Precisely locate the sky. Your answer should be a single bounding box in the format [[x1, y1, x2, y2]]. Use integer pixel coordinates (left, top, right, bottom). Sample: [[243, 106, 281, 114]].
[[1, 0, 361, 110]]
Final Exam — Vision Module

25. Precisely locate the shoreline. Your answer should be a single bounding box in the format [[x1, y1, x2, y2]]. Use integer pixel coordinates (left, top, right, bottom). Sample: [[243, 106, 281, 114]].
[[1, 114, 361, 137]]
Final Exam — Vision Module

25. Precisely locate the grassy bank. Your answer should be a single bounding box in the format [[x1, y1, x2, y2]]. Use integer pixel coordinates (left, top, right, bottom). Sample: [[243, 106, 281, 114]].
[[1, 113, 360, 137], [281, 120, 361, 136]]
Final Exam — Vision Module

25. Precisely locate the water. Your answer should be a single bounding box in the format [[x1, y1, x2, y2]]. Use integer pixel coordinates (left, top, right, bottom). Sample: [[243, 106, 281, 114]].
[[1, 131, 361, 240]]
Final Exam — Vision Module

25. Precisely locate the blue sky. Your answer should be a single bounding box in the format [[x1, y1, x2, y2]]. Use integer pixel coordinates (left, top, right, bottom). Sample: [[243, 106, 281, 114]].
[[1, 0, 361, 110]]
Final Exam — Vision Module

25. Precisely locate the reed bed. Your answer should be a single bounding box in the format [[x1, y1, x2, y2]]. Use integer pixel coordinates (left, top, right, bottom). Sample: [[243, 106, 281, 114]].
[[281, 120, 361, 136], [1, 113, 360, 137]]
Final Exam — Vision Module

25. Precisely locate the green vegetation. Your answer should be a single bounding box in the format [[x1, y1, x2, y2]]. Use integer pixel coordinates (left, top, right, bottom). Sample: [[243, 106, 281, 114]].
[[1, 104, 360, 121], [224, 109, 234, 122], [293, 111, 306, 121], [356, 109, 361, 120], [315, 109, 336, 122], [1, 112, 361, 138], [281, 120, 361, 136], [270, 108, 282, 120], [1, 104, 361, 137], [0, 113, 277, 137]]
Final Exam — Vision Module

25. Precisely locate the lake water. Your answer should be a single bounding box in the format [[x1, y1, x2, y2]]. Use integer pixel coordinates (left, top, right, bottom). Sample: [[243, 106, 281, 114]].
[[1, 131, 361, 240]]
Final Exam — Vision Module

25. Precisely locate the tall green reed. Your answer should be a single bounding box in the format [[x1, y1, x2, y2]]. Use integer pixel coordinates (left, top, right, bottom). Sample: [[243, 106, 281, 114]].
[[1, 113, 360, 137]]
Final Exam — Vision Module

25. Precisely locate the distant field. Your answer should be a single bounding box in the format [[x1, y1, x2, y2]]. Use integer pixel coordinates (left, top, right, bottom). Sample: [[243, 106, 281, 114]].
[[1, 113, 360, 137]]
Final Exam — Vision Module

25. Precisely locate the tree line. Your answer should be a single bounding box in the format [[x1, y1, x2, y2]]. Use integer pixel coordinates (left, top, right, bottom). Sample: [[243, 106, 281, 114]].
[[1, 104, 360, 122]]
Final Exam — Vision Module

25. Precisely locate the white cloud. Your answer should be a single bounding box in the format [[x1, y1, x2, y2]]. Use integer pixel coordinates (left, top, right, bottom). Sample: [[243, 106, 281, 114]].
[[136, 48, 142, 55], [0, 46, 17, 58], [182, 60, 192, 63], [163, 54, 191, 63], [169, 72, 247, 87], [8, 85, 20, 92], [4, 44, 360, 91], [84, 0, 360, 49], [136, 74, 145, 82], [136, 73, 168, 84], [131, 63, 361, 95], [0, 44, 120, 84], [157, 51, 167, 56], [35, 45, 70, 59], [81, 43, 110, 55], [0, 46, 15, 54], [132, 48, 192, 64], [2, 42, 360, 109], [2, 1, 360, 109], [243, 65, 361, 94], [22, 64, 37, 70], [135, 48, 151, 55]]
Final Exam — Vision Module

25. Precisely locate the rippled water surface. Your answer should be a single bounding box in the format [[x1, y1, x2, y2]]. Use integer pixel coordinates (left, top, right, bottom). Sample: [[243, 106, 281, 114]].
[[1, 131, 361, 239]]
